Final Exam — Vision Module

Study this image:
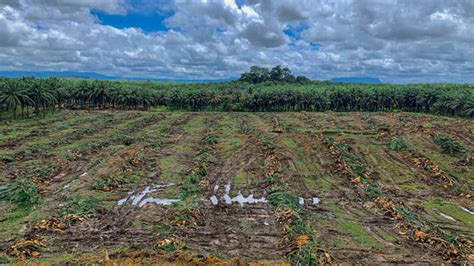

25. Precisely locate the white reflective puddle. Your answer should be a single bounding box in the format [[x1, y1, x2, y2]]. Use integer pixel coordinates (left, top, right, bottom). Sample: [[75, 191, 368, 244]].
[[461, 206, 474, 215], [209, 183, 320, 207], [229, 193, 268, 206], [139, 197, 180, 207], [312, 197, 320, 205], [210, 195, 218, 205], [118, 183, 180, 207], [438, 211, 456, 222], [299, 197, 304, 205]]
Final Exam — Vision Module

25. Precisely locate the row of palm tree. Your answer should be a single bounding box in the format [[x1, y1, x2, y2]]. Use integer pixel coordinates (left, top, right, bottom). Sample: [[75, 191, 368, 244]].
[[0, 78, 162, 118], [0, 77, 473, 118]]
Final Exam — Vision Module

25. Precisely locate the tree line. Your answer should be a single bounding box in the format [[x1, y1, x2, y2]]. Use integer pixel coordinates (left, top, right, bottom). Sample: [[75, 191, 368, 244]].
[[239, 65, 311, 84], [1, 76, 473, 119]]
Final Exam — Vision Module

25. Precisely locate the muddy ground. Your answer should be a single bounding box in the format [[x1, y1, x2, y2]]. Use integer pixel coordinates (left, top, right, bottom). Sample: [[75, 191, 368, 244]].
[[0, 111, 473, 265]]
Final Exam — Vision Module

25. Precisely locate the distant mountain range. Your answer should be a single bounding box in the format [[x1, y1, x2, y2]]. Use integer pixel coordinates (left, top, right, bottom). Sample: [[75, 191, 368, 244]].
[[0, 71, 117, 80], [0, 71, 233, 82], [330, 77, 382, 84], [0, 71, 382, 84]]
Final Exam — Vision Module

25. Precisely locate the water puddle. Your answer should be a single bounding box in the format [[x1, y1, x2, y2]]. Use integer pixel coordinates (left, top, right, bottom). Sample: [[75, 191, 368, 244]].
[[209, 183, 320, 207], [438, 211, 456, 222], [210, 195, 218, 205], [461, 206, 474, 215], [229, 192, 268, 206], [312, 197, 320, 205], [299, 197, 304, 205], [117, 192, 132, 206], [222, 183, 267, 206], [139, 197, 180, 207], [118, 183, 179, 207]]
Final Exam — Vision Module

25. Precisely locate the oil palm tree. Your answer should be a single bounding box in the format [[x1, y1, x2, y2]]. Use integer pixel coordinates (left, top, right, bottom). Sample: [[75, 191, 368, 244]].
[[0, 79, 33, 118], [28, 79, 56, 115]]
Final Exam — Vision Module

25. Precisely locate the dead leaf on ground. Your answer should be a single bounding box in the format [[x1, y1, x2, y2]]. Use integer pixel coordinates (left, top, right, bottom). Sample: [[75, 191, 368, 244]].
[[294, 235, 309, 247]]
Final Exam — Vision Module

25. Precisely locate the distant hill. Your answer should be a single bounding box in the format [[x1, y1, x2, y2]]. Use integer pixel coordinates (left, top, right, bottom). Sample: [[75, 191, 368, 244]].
[[0, 71, 118, 80], [1, 71, 386, 84], [0, 71, 234, 82], [331, 77, 382, 84]]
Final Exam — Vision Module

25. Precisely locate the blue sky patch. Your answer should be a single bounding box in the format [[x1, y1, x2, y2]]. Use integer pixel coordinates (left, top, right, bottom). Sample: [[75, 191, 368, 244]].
[[92, 10, 174, 33], [283, 23, 309, 41], [235, 0, 246, 8]]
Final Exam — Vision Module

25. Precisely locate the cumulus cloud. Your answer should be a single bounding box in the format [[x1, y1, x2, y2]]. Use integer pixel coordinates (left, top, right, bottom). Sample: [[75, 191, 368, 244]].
[[0, 0, 473, 82]]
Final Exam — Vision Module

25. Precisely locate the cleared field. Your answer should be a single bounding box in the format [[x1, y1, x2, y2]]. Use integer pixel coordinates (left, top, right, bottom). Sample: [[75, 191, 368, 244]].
[[0, 111, 473, 264]]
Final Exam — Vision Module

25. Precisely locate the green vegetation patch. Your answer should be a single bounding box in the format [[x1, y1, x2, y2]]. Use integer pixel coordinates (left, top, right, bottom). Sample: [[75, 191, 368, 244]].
[[58, 195, 100, 217], [338, 221, 384, 249], [317, 178, 333, 193], [365, 144, 413, 182], [268, 191, 301, 211], [304, 176, 317, 191], [0, 179, 39, 206], [233, 168, 247, 187], [159, 156, 185, 182], [400, 183, 424, 192], [0, 130, 29, 142], [282, 139, 298, 150], [432, 134, 469, 157], [92, 172, 140, 191], [389, 136, 411, 152], [218, 116, 239, 129], [220, 134, 243, 153], [334, 142, 364, 174], [265, 175, 319, 265], [424, 198, 474, 226], [0, 206, 44, 239], [181, 116, 206, 133]]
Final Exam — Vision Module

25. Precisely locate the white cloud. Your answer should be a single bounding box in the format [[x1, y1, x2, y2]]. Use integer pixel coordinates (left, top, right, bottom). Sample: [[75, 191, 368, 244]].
[[0, 0, 473, 82]]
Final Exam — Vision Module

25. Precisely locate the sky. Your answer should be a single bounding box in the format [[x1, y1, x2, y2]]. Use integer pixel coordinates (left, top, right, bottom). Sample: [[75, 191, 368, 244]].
[[0, 0, 473, 83]]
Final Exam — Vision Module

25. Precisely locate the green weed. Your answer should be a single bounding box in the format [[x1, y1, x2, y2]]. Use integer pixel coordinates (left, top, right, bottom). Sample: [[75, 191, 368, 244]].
[[367, 183, 384, 199], [338, 221, 383, 249], [92, 173, 137, 190], [258, 134, 276, 149], [389, 136, 410, 152], [202, 134, 218, 145], [335, 143, 364, 174], [268, 191, 300, 210], [179, 172, 201, 199], [0, 180, 39, 206], [432, 134, 469, 157], [151, 222, 174, 236], [253, 174, 287, 191], [233, 169, 246, 186], [1, 154, 15, 163], [112, 133, 136, 146], [58, 196, 99, 216]]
